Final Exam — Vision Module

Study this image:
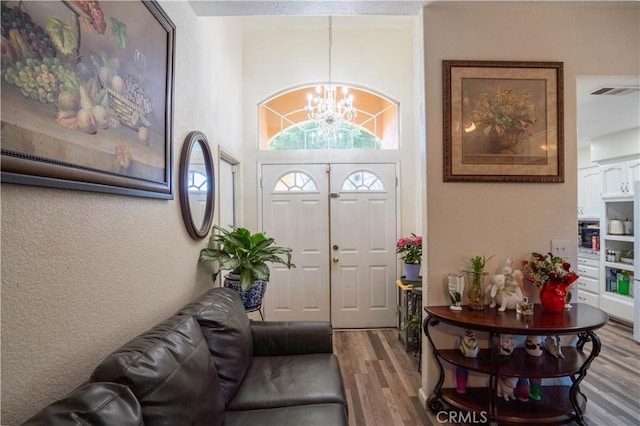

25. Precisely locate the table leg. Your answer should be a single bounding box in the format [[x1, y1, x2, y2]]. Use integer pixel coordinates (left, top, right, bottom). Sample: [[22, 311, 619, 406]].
[[571, 331, 601, 425]]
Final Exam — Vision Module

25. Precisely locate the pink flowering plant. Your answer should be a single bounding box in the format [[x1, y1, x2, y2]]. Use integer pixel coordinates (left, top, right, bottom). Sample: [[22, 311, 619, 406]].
[[521, 252, 578, 288], [396, 234, 422, 264]]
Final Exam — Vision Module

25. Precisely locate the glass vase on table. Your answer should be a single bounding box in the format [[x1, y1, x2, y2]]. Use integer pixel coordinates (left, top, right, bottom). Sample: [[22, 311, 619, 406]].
[[464, 271, 488, 310]]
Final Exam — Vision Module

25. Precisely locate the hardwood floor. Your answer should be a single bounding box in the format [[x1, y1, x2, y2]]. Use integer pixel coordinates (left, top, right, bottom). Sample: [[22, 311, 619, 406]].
[[333, 320, 639, 426], [580, 320, 640, 426], [334, 329, 427, 426]]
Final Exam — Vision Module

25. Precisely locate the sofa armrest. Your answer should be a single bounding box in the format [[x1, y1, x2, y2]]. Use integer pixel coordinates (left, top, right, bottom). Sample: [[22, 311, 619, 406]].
[[251, 320, 333, 356]]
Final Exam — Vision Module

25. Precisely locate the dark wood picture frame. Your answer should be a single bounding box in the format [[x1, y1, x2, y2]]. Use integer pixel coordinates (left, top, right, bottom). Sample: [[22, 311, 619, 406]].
[[443, 60, 564, 183], [1, 0, 175, 198]]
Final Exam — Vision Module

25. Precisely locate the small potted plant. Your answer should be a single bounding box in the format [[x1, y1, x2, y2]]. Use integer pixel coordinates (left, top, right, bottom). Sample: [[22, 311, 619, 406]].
[[465, 254, 494, 310], [396, 233, 422, 281], [199, 225, 296, 312]]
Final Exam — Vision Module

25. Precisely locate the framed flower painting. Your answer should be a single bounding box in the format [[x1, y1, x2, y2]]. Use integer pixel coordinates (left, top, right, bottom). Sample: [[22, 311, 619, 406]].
[[443, 60, 564, 183]]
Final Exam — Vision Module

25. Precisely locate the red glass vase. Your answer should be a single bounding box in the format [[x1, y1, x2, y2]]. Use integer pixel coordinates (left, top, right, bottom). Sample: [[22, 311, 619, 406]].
[[539, 276, 579, 312]]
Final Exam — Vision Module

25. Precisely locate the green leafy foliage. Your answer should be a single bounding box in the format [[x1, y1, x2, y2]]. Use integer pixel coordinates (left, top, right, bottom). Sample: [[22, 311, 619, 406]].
[[468, 254, 494, 274], [199, 225, 296, 291], [46, 17, 77, 55], [110, 18, 128, 49], [269, 122, 381, 150], [406, 313, 422, 331], [471, 89, 537, 137]]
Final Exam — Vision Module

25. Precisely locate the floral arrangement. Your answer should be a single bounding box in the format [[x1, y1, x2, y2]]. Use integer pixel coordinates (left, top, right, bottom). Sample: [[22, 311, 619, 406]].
[[471, 88, 537, 138], [396, 234, 422, 264], [521, 252, 578, 288]]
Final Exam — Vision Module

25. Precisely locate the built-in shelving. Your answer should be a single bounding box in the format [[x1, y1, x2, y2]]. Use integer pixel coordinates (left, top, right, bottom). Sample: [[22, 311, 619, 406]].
[[600, 198, 635, 323]]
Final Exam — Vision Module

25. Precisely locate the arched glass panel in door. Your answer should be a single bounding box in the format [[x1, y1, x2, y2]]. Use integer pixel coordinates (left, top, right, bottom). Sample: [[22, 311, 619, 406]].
[[274, 171, 318, 192], [341, 170, 384, 191], [188, 170, 208, 193]]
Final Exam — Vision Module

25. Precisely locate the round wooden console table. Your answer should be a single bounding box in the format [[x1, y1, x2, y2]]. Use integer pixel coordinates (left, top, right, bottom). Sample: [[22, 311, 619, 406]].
[[423, 303, 608, 425]]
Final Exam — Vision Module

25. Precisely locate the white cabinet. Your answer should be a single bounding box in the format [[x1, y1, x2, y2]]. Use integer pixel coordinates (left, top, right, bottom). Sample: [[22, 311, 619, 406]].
[[601, 159, 640, 199], [578, 166, 601, 218], [577, 255, 600, 307], [577, 290, 600, 308]]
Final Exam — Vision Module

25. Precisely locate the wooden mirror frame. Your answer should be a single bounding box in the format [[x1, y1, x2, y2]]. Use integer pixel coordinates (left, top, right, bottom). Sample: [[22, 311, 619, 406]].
[[179, 131, 215, 240]]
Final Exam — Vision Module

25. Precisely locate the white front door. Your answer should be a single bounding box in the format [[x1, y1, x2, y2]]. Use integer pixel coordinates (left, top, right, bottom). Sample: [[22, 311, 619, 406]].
[[329, 164, 398, 328], [261, 164, 331, 322], [261, 163, 397, 328]]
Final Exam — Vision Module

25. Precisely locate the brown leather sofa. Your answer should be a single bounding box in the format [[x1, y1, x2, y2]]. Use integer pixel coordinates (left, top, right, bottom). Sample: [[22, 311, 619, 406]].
[[22, 288, 348, 426]]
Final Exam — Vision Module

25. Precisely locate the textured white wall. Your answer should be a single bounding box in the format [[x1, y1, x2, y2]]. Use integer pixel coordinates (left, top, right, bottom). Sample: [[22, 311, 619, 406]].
[[0, 3, 244, 423], [422, 0, 639, 403]]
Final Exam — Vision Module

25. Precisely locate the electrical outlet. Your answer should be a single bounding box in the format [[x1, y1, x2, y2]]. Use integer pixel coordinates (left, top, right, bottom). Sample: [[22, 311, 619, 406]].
[[551, 240, 573, 259]]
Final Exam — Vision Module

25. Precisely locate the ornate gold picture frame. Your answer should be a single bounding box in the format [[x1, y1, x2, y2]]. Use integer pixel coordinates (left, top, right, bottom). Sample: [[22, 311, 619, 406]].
[[443, 60, 564, 183]]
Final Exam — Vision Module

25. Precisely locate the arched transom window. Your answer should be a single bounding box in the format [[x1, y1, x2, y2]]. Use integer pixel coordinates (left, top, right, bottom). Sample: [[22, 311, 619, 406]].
[[259, 85, 399, 150]]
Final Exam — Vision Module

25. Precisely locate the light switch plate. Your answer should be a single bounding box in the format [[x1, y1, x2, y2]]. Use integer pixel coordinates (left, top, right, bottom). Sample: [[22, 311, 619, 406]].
[[551, 239, 574, 261]]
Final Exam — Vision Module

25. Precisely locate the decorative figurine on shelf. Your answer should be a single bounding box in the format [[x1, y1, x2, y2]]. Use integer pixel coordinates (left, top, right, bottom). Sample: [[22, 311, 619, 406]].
[[488, 258, 524, 312], [515, 378, 530, 402], [529, 378, 542, 401], [448, 273, 465, 311], [525, 336, 545, 357], [459, 329, 479, 358], [455, 367, 468, 394], [499, 334, 515, 356], [545, 335, 564, 359], [496, 376, 518, 401]]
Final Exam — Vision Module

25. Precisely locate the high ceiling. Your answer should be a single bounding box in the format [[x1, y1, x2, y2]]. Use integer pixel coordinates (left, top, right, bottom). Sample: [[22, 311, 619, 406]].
[[189, 1, 640, 147], [188, 1, 431, 16]]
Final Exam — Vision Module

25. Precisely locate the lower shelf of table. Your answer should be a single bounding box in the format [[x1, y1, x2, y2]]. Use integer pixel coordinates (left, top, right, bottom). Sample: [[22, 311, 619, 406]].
[[438, 386, 586, 424]]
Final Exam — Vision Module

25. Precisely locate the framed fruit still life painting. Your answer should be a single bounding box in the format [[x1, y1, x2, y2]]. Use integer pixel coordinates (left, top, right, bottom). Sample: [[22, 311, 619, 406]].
[[1, 0, 175, 198], [443, 60, 564, 183]]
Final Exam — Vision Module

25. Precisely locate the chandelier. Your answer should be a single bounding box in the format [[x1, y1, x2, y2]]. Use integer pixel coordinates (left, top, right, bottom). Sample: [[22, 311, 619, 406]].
[[305, 16, 357, 134]]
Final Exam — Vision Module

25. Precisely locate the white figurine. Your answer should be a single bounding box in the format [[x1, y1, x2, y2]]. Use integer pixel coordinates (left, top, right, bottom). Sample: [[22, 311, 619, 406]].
[[488, 258, 524, 312], [545, 335, 564, 359], [499, 334, 515, 356], [460, 329, 479, 358], [525, 336, 545, 357], [496, 376, 518, 401]]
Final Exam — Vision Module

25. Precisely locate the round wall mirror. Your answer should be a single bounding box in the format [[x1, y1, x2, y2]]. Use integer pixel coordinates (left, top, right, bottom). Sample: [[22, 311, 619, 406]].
[[179, 131, 215, 240]]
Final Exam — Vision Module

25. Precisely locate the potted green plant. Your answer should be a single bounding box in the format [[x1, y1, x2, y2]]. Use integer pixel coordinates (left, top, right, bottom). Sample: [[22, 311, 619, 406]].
[[465, 254, 494, 311], [199, 225, 295, 311]]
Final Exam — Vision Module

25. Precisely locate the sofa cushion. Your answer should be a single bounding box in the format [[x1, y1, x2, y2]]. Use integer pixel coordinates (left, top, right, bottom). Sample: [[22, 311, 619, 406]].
[[22, 382, 143, 426], [177, 287, 252, 404], [90, 315, 225, 426], [250, 320, 333, 356], [226, 353, 347, 411], [223, 403, 348, 426]]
